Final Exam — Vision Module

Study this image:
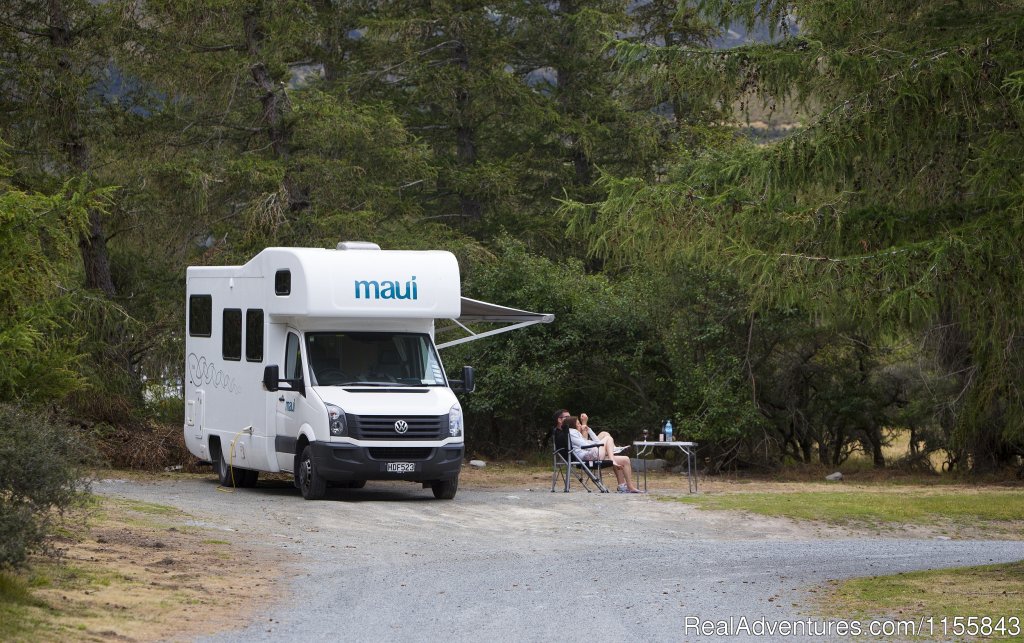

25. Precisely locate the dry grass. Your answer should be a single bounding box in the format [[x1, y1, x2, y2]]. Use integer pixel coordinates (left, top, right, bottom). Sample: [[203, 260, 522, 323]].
[[94, 422, 199, 472], [0, 495, 291, 642]]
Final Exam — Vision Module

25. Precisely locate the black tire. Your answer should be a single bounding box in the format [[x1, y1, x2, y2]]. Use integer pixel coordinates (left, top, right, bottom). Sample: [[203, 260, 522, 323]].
[[215, 445, 258, 488], [332, 479, 366, 489], [431, 476, 458, 500], [215, 447, 234, 487], [297, 445, 327, 500]]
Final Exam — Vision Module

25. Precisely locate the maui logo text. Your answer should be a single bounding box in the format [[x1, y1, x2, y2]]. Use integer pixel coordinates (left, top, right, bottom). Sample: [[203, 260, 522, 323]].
[[354, 276, 418, 300]]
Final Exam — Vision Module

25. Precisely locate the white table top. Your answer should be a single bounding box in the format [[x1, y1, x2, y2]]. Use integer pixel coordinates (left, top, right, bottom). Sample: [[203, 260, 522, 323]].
[[633, 440, 697, 447]]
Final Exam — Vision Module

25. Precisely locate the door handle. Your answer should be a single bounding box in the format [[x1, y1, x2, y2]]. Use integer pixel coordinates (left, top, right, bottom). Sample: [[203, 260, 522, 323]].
[[278, 396, 285, 402]]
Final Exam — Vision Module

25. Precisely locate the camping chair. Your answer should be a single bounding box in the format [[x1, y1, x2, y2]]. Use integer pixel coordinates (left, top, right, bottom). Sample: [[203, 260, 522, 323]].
[[551, 426, 612, 493]]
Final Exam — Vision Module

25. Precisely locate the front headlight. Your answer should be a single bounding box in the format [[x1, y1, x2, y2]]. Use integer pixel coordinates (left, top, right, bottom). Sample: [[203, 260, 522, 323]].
[[448, 404, 463, 437], [326, 403, 347, 436]]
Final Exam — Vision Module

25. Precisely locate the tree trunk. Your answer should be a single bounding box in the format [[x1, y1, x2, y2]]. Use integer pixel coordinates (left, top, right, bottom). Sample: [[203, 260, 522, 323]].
[[554, 0, 595, 191], [244, 5, 307, 211], [79, 210, 116, 296], [933, 297, 1005, 473], [453, 40, 482, 221], [48, 0, 117, 296], [866, 427, 886, 468]]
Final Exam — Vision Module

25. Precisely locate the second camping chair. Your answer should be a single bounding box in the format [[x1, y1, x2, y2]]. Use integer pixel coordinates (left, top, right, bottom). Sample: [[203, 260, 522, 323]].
[[551, 425, 612, 493]]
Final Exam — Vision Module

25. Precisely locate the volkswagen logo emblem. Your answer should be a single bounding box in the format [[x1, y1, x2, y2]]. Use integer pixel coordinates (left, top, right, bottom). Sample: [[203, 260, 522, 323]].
[[394, 420, 409, 434]]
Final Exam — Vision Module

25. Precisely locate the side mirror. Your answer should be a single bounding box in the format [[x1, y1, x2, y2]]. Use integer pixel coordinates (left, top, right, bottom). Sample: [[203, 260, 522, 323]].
[[263, 365, 280, 392], [451, 365, 475, 394], [264, 364, 306, 396]]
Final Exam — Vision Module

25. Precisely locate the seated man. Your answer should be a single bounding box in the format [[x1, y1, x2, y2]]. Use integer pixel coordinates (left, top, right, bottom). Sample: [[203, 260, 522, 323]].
[[564, 416, 642, 494]]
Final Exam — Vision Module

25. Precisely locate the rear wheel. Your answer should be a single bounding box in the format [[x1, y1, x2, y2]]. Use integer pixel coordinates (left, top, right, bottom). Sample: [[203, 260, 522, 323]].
[[215, 447, 234, 487], [215, 445, 258, 487], [431, 476, 458, 500], [297, 445, 326, 500]]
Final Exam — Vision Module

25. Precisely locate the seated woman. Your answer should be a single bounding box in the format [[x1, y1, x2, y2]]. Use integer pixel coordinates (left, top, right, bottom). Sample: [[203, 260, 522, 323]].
[[564, 416, 642, 494], [579, 412, 629, 454]]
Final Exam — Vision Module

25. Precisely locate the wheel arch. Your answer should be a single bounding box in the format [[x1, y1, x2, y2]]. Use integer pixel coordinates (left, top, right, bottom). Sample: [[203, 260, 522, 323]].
[[209, 435, 223, 462], [292, 424, 316, 470]]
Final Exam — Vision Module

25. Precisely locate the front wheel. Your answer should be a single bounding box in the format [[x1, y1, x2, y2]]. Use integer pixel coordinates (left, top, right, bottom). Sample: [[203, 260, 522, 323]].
[[431, 476, 458, 500], [297, 445, 327, 500]]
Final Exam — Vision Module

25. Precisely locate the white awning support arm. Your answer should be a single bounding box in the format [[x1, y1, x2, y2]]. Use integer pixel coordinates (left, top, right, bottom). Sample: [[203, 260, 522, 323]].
[[436, 297, 554, 350], [437, 318, 549, 349]]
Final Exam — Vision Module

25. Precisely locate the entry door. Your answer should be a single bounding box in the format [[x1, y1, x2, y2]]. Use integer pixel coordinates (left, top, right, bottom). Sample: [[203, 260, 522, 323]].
[[275, 331, 305, 472]]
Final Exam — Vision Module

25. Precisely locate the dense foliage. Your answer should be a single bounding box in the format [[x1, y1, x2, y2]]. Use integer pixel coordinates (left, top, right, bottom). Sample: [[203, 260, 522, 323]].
[[0, 405, 94, 568], [0, 1, 1020, 475], [566, 0, 1024, 472]]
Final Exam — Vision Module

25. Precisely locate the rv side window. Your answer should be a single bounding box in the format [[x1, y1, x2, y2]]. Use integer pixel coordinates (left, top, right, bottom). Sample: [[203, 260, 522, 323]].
[[245, 309, 264, 362], [275, 270, 291, 296], [222, 309, 242, 361], [188, 295, 212, 337], [285, 332, 303, 381]]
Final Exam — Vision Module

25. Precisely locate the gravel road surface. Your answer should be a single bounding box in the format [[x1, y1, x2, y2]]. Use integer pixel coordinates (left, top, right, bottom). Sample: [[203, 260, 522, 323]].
[[94, 477, 1024, 642]]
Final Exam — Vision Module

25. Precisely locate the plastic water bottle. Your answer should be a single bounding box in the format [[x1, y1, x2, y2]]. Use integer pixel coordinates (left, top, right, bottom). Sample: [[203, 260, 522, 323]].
[[664, 419, 673, 442]]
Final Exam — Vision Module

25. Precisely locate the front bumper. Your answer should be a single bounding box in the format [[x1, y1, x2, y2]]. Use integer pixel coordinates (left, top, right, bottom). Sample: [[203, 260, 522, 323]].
[[308, 442, 464, 482]]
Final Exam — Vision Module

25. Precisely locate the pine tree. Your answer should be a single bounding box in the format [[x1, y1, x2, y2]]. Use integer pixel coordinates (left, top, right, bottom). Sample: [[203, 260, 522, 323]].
[[567, 0, 1024, 471], [338, 2, 559, 242], [0, 149, 102, 402], [121, 1, 442, 255], [0, 0, 134, 294], [335, 1, 699, 249], [0, 1, 160, 420], [513, 0, 669, 202]]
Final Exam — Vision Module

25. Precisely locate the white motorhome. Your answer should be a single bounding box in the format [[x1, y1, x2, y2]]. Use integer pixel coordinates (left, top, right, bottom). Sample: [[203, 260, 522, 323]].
[[184, 242, 552, 499]]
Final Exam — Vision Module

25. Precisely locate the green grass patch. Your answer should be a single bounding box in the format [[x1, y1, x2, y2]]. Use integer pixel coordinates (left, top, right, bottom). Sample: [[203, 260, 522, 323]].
[[0, 572, 47, 607], [107, 497, 188, 530], [28, 562, 125, 592], [676, 489, 1024, 527], [0, 572, 56, 641], [116, 498, 182, 516], [826, 561, 1024, 639]]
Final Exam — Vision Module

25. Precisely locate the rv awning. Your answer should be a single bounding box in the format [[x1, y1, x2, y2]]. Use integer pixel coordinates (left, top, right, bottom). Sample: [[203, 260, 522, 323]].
[[436, 297, 554, 349]]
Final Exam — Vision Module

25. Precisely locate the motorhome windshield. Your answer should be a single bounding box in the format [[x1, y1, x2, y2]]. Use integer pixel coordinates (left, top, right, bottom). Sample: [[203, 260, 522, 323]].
[[306, 332, 446, 387]]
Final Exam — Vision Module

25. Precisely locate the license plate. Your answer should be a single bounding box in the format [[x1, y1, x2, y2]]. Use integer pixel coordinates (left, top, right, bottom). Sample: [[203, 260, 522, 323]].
[[385, 462, 417, 473]]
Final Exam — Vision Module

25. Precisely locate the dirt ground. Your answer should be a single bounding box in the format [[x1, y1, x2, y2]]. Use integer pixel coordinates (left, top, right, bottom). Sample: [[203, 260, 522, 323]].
[[14, 463, 1024, 641], [17, 493, 292, 642]]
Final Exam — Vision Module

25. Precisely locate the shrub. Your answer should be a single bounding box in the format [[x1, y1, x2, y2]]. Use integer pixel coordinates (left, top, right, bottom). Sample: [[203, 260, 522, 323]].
[[0, 404, 95, 569]]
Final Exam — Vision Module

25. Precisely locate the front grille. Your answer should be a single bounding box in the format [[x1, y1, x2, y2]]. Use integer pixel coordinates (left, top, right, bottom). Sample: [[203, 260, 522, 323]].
[[368, 447, 434, 460], [347, 414, 448, 440]]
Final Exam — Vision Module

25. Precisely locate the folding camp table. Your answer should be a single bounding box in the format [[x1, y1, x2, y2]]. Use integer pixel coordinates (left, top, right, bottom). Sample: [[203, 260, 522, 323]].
[[632, 441, 698, 493]]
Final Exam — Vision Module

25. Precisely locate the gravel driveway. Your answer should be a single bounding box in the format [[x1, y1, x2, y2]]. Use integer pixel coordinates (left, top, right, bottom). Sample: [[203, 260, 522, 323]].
[[94, 477, 1024, 642]]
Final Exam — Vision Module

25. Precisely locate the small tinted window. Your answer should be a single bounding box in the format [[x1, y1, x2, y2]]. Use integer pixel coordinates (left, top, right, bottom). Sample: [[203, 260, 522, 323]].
[[275, 270, 291, 296], [246, 309, 264, 362], [189, 295, 212, 337], [223, 309, 242, 361]]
